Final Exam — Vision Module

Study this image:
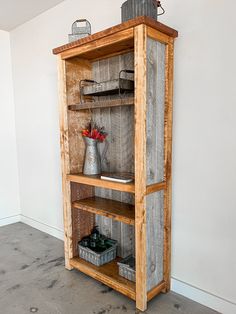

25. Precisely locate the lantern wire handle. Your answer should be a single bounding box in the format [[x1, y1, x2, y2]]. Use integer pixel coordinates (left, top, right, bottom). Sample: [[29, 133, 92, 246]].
[[157, 1, 165, 16]]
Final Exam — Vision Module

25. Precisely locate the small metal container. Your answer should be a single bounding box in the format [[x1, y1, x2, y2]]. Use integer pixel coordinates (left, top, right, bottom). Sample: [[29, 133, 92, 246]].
[[117, 255, 136, 282], [81, 70, 134, 97], [78, 237, 117, 267], [121, 0, 157, 22], [68, 19, 91, 43]]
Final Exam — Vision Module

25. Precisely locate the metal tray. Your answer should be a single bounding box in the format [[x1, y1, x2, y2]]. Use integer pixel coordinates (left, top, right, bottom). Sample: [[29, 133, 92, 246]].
[[80, 70, 134, 98]]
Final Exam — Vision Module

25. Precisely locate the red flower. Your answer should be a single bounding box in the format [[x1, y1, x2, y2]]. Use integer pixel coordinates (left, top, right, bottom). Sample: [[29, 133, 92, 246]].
[[81, 123, 107, 143]]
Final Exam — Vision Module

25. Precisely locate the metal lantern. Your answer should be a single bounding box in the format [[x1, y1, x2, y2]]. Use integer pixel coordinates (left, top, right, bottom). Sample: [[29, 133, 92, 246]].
[[68, 19, 91, 43]]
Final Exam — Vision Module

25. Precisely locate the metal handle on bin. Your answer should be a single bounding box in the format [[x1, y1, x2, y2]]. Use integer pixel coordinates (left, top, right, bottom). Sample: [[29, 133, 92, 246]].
[[119, 70, 134, 97], [156, 1, 165, 16], [72, 19, 91, 31], [119, 69, 134, 77], [79, 79, 97, 104]]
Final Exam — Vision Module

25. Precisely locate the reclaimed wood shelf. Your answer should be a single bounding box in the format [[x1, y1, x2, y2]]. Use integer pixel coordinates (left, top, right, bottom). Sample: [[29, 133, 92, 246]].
[[73, 196, 135, 225], [54, 16, 178, 311], [67, 174, 135, 193], [70, 257, 136, 300], [68, 97, 134, 111]]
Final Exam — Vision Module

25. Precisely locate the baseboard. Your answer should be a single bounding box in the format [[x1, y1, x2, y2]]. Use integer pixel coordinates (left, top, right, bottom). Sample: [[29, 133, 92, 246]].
[[0, 214, 21, 227], [20, 215, 64, 241], [171, 277, 236, 314]]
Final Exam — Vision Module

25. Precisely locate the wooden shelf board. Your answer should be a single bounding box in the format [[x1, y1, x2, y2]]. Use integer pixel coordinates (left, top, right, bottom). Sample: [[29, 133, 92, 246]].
[[53, 16, 178, 56], [68, 97, 134, 111], [147, 281, 166, 301], [67, 174, 135, 193], [70, 257, 136, 300], [73, 196, 135, 225], [146, 182, 167, 195]]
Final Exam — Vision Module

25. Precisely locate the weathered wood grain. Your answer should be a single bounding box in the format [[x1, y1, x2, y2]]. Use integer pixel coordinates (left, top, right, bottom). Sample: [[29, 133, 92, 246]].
[[57, 57, 73, 270], [66, 58, 92, 174], [65, 58, 95, 259], [67, 174, 135, 193], [73, 196, 135, 225], [147, 280, 166, 301], [53, 16, 178, 56], [147, 26, 170, 44], [146, 191, 164, 291], [60, 29, 134, 60], [146, 181, 166, 195], [163, 39, 174, 292], [68, 97, 134, 111], [146, 38, 165, 185], [70, 183, 94, 256], [134, 24, 148, 311], [70, 257, 136, 300], [90, 52, 135, 258], [146, 38, 166, 292]]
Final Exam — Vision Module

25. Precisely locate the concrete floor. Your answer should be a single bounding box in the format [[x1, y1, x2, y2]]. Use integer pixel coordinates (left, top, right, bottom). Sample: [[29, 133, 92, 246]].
[[0, 223, 219, 314]]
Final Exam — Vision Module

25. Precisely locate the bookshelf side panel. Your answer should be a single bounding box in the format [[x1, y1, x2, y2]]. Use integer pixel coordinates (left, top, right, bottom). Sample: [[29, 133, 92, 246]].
[[146, 38, 166, 185]]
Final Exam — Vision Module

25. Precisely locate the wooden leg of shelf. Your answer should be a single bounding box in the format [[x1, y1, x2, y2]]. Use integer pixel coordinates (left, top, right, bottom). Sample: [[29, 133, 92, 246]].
[[58, 57, 74, 269], [134, 24, 148, 312], [65, 261, 73, 271], [161, 281, 169, 294], [163, 39, 174, 293]]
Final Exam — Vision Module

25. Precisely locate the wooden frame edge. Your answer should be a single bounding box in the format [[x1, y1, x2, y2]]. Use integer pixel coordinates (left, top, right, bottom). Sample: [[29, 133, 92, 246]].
[[146, 182, 166, 195], [134, 24, 148, 312], [53, 16, 178, 55], [67, 174, 135, 193], [57, 56, 73, 270], [163, 38, 174, 292], [70, 258, 136, 300], [60, 28, 134, 60], [147, 281, 166, 301], [147, 26, 170, 44]]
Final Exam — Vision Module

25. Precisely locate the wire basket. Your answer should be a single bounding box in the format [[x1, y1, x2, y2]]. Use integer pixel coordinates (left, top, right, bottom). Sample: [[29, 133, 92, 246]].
[[78, 238, 117, 267], [117, 255, 136, 282]]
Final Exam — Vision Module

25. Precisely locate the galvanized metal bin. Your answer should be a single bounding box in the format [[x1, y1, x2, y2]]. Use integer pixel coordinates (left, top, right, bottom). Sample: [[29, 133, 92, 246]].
[[117, 255, 136, 282], [80, 70, 134, 97], [121, 0, 157, 22], [78, 238, 117, 267], [68, 19, 91, 43]]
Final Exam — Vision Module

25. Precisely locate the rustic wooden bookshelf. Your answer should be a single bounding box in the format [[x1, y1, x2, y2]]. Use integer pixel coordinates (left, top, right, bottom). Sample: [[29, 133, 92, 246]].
[[53, 16, 178, 311]]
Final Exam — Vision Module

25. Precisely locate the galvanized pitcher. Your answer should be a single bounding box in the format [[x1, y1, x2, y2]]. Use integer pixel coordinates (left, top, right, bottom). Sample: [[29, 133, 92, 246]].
[[83, 137, 108, 175]]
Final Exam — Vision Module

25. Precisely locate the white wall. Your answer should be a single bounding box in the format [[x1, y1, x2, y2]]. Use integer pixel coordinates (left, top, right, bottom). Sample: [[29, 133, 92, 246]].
[[10, 0, 236, 313], [0, 30, 20, 226]]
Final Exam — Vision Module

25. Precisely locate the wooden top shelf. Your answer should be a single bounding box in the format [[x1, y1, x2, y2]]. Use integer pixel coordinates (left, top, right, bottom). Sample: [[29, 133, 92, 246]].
[[68, 97, 134, 111], [67, 174, 135, 193], [73, 196, 135, 225], [70, 257, 135, 300], [53, 16, 178, 56]]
